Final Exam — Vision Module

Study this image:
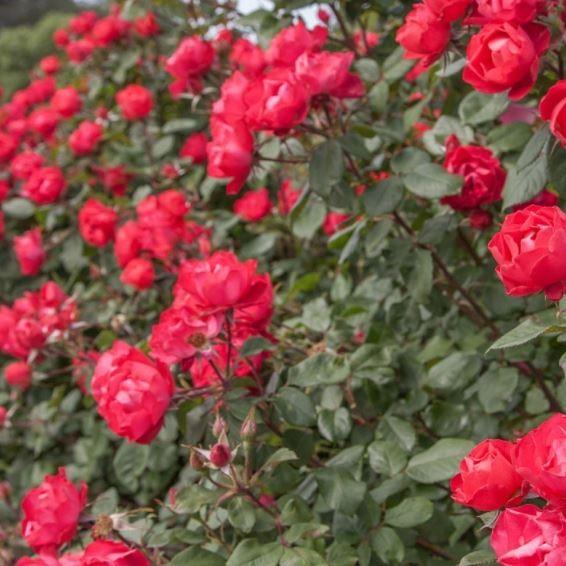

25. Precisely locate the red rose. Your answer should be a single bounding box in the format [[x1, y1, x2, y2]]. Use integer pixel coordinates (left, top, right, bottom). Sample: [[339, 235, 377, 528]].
[[13, 228, 45, 277], [490, 505, 566, 566], [234, 187, 272, 222], [39, 55, 60, 75], [488, 205, 566, 300], [51, 87, 82, 119], [165, 36, 214, 96], [28, 108, 59, 138], [66, 39, 95, 63], [78, 199, 118, 247], [69, 10, 97, 34], [53, 29, 70, 47], [69, 120, 103, 155], [244, 68, 310, 134], [323, 212, 350, 236], [180, 132, 208, 164], [467, 0, 545, 24], [396, 4, 451, 66], [440, 135, 505, 211], [540, 80, 566, 147], [207, 119, 253, 195], [278, 179, 302, 215], [22, 166, 67, 205], [95, 165, 133, 196], [266, 22, 327, 67], [353, 30, 380, 55], [116, 84, 154, 120], [424, 0, 471, 21], [114, 220, 142, 268], [0, 131, 18, 163], [81, 539, 150, 565], [463, 22, 550, 100], [229, 39, 266, 77], [450, 439, 524, 511], [4, 361, 32, 390], [120, 258, 155, 291], [515, 414, 566, 507], [10, 151, 44, 180], [91, 341, 174, 443], [91, 15, 130, 47], [134, 12, 160, 37], [20, 468, 87, 554], [469, 209, 493, 230]]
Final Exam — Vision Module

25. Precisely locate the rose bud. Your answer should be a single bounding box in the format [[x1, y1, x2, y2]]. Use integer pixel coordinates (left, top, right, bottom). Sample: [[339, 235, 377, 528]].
[[68, 120, 103, 156], [13, 228, 45, 277], [4, 361, 32, 390], [233, 187, 272, 222], [39, 55, 60, 75], [120, 258, 155, 291], [209, 443, 232, 468], [0, 407, 6, 427], [116, 84, 154, 120], [180, 132, 208, 164], [51, 86, 82, 119], [22, 166, 67, 205], [78, 199, 118, 248]]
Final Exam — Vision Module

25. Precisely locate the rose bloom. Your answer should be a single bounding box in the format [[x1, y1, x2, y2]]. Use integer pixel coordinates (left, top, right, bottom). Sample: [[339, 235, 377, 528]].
[[69, 120, 103, 155], [116, 84, 154, 120], [39, 55, 60, 75], [440, 135, 506, 210], [80, 539, 150, 565], [78, 199, 118, 247], [165, 36, 214, 96], [95, 164, 133, 196], [467, 0, 545, 24], [22, 166, 67, 205], [323, 212, 350, 236], [4, 360, 32, 390], [91, 341, 174, 444], [134, 11, 160, 37], [69, 10, 97, 34], [540, 80, 566, 147], [20, 468, 87, 554], [266, 21, 327, 67], [207, 119, 254, 195], [0, 131, 18, 163], [488, 205, 566, 300], [17, 554, 82, 566], [13, 228, 45, 276], [180, 132, 208, 164], [114, 220, 143, 268], [278, 179, 302, 215], [91, 14, 130, 47], [353, 30, 380, 55], [229, 38, 266, 77], [463, 22, 550, 100], [424, 0, 471, 22], [53, 28, 69, 47], [10, 151, 44, 180], [396, 4, 451, 66], [515, 413, 566, 507], [51, 86, 82, 118], [450, 439, 524, 511], [120, 258, 155, 291], [66, 38, 95, 63], [490, 504, 566, 566], [28, 107, 60, 138], [234, 187, 272, 222]]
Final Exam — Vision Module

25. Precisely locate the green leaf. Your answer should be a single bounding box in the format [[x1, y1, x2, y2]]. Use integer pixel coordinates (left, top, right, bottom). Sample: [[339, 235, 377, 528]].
[[261, 448, 298, 472], [318, 407, 352, 441], [459, 92, 508, 125], [369, 81, 389, 113], [548, 143, 566, 197], [368, 440, 407, 477], [423, 352, 482, 392], [280, 547, 327, 566], [288, 353, 350, 387], [403, 163, 463, 199], [371, 527, 405, 564], [2, 198, 35, 219], [292, 198, 326, 239], [458, 550, 497, 566], [406, 438, 474, 484], [171, 547, 226, 566], [228, 498, 256, 534], [408, 249, 433, 303], [227, 539, 284, 566], [477, 368, 519, 414], [384, 497, 433, 528], [153, 135, 175, 159], [113, 443, 150, 490], [379, 416, 416, 452], [383, 47, 414, 81], [302, 297, 331, 332], [163, 118, 204, 134], [362, 177, 404, 216], [487, 122, 532, 153], [309, 140, 344, 196], [315, 468, 366, 514], [391, 148, 431, 174], [487, 312, 557, 351], [240, 336, 276, 358], [274, 388, 316, 427], [503, 126, 550, 209]]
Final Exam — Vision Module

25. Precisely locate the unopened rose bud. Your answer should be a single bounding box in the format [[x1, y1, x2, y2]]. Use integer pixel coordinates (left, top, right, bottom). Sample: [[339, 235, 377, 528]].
[[190, 449, 205, 471], [259, 494, 276, 508], [240, 408, 257, 441], [210, 443, 231, 468], [212, 414, 227, 437]]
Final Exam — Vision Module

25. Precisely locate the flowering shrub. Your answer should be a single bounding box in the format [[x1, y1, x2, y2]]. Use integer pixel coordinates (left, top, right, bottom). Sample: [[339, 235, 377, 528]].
[[2, 0, 566, 564]]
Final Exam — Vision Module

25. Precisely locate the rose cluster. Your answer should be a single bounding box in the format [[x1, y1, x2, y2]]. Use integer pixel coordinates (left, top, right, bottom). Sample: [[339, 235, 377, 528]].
[[451, 413, 566, 564], [397, 0, 551, 100], [17, 468, 150, 565]]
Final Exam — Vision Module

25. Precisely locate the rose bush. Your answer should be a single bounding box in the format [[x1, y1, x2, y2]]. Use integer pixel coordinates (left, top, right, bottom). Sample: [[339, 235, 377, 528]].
[[2, 0, 566, 564]]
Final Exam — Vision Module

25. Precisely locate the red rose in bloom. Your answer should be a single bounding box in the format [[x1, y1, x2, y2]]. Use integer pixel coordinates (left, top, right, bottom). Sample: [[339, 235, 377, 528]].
[[116, 84, 154, 120], [69, 120, 103, 155], [0, 131, 18, 163], [66, 38, 95, 63], [134, 12, 160, 37], [22, 166, 66, 205], [229, 39, 266, 77], [424, 0, 471, 21], [540, 80, 566, 147], [165, 36, 214, 96], [266, 22, 328, 67], [78, 199, 118, 247], [513, 189, 559, 211], [51, 87, 82, 118], [463, 23, 550, 100], [95, 165, 133, 196], [92, 341, 174, 443], [28, 78, 56, 104], [396, 4, 451, 66], [114, 220, 142, 268], [120, 258, 155, 291], [13, 228, 45, 276], [17, 555, 82, 566], [214, 28, 234, 52], [149, 308, 223, 365], [69, 10, 98, 34], [323, 212, 350, 236], [491, 505, 566, 566], [468, 0, 545, 24], [53, 28, 70, 47], [244, 68, 310, 133], [212, 72, 250, 126], [28, 108, 59, 138], [81, 539, 150, 565], [11, 151, 44, 180], [440, 135, 506, 210], [469, 209, 493, 230], [91, 14, 130, 47], [515, 414, 566, 507], [39, 55, 60, 75], [295, 51, 364, 99], [450, 439, 524, 511], [234, 188, 272, 222], [21, 468, 87, 554], [180, 132, 208, 164], [278, 179, 302, 215], [207, 120, 253, 195], [488, 205, 566, 300], [4, 361, 31, 390]]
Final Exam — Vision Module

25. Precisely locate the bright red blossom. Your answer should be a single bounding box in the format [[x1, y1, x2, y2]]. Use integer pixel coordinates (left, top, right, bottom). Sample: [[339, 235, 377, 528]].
[[78, 199, 118, 247], [22, 166, 67, 205], [233, 188, 272, 222], [13, 228, 45, 276], [120, 258, 155, 291], [4, 360, 32, 390], [69, 120, 103, 155], [116, 84, 154, 120]]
